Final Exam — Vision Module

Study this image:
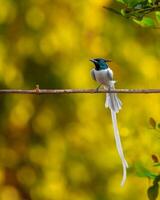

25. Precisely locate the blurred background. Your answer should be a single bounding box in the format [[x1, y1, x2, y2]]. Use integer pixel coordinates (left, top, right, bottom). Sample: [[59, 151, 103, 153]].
[[0, 0, 160, 199]]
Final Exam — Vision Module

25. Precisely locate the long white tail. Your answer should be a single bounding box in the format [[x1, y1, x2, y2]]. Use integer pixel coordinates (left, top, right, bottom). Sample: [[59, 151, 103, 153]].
[[111, 110, 128, 186], [104, 82, 128, 186], [104, 81, 122, 112]]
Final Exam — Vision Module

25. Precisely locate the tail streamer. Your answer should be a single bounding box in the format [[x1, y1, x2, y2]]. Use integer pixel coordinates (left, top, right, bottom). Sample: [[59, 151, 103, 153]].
[[111, 110, 128, 186], [104, 82, 128, 186]]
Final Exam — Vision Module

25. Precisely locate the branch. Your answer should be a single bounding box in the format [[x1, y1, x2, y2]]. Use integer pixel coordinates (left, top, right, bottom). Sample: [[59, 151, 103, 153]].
[[1, 86, 160, 95]]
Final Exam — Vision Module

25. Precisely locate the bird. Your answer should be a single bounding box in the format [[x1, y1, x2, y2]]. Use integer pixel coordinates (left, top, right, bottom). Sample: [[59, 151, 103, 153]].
[[90, 58, 128, 186]]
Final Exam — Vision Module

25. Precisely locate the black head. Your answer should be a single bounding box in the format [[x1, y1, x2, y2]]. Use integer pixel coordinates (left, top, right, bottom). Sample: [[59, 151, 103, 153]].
[[90, 58, 112, 70]]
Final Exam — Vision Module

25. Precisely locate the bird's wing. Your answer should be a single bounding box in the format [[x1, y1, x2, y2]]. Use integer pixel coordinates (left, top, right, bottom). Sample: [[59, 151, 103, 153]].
[[106, 68, 113, 81], [90, 69, 96, 81]]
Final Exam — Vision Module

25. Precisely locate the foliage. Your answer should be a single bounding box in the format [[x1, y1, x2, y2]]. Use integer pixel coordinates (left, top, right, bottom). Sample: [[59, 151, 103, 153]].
[[134, 118, 160, 200], [149, 117, 160, 133], [135, 161, 160, 200], [147, 182, 159, 200], [104, 0, 160, 27], [135, 163, 157, 179]]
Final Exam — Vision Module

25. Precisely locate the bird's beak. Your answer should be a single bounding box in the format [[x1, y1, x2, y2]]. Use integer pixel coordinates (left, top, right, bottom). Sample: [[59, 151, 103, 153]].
[[90, 59, 97, 63]]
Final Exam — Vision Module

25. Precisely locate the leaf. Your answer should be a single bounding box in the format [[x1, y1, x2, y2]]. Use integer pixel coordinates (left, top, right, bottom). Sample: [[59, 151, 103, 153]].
[[152, 154, 159, 163], [128, 0, 140, 8], [155, 11, 160, 23], [149, 117, 156, 129], [147, 183, 159, 200], [141, 17, 155, 26], [135, 163, 157, 179], [157, 123, 160, 129], [134, 17, 155, 27], [121, 8, 129, 17], [116, 0, 130, 4], [116, 0, 126, 3], [154, 163, 160, 167], [154, 175, 160, 185]]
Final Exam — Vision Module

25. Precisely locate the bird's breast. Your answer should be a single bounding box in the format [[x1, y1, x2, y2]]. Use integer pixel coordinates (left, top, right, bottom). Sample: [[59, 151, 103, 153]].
[[93, 69, 111, 86]]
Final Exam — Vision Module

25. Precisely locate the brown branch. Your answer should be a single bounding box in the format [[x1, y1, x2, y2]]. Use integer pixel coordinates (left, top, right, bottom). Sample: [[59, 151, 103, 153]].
[[1, 87, 160, 94]]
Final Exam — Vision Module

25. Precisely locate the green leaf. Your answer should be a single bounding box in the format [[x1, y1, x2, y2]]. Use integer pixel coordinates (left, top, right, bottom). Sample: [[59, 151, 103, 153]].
[[128, 0, 140, 8], [134, 17, 155, 27], [116, 0, 126, 3], [154, 163, 160, 167], [116, 0, 132, 4], [117, 0, 130, 4], [149, 117, 156, 129], [154, 175, 160, 185], [147, 183, 159, 200], [157, 123, 160, 129], [135, 163, 157, 178], [121, 7, 135, 17], [155, 11, 160, 23], [121, 8, 128, 16]]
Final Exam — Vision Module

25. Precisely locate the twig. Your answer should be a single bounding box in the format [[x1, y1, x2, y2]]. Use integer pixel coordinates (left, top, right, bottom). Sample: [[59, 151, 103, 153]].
[[103, 5, 160, 20], [130, 5, 160, 14], [103, 6, 123, 16], [1, 87, 160, 94]]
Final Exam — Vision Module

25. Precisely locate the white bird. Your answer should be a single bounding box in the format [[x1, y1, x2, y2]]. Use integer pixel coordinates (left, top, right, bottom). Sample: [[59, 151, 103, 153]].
[[90, 58, 128, 186]]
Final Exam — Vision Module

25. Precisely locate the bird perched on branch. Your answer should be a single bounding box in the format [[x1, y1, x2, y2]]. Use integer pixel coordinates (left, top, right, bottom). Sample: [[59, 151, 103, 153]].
[[90, 58, 128, 186]]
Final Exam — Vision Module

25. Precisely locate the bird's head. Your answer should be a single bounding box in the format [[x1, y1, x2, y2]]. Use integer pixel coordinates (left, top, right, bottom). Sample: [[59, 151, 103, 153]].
[[90, 58, 111, 70]]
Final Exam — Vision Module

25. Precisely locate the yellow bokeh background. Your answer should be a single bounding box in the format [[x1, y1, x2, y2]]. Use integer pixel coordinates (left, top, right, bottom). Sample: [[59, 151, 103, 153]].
[[0, 0, 160, 199]]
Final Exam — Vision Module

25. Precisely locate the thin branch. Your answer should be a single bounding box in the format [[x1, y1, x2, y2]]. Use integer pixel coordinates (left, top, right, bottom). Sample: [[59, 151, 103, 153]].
[[103, 6, 123, 16], [1, 87, 160, 95], [130, 5, 160, 14]]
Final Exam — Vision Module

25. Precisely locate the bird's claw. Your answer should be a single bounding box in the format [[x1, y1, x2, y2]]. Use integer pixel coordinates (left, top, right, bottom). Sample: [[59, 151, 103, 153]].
[[96, 84, 102, 92]]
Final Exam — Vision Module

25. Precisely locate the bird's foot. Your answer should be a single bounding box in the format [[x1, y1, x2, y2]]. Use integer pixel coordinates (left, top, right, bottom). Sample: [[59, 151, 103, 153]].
[[96, 84, 102, 92]]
